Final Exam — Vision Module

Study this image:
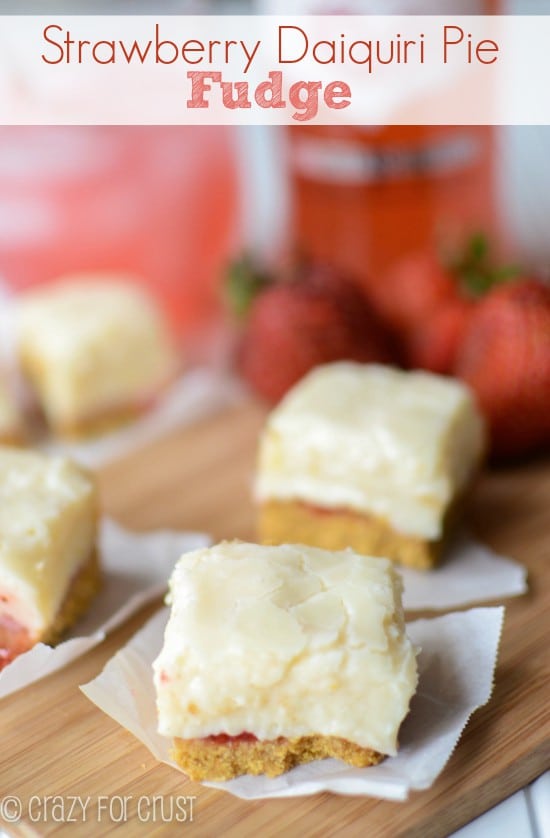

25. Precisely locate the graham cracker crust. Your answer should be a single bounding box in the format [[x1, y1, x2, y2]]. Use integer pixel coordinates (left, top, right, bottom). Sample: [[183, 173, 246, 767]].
[[172, 734, 384, 781], [0, 433, 23, 447], [0, 422, 26, 446], [41, 548, 101, 646], [54, 405, 150, 441], [259, 500, 446, 570], [20, 348, 173, 440]]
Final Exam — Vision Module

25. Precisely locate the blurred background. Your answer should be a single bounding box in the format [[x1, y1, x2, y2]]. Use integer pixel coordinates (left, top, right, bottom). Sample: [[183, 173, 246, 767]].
[[0, 3, 548, 334], [0, 0, 548, 459]]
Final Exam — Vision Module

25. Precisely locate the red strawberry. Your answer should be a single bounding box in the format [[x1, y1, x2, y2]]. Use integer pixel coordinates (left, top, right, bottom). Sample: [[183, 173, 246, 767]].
[[406, 298, 473, 374], [232, 261, 395, 403], [372, 236, 516, 374], [372, 251, 458, 336], [455, 278, 550, 459]]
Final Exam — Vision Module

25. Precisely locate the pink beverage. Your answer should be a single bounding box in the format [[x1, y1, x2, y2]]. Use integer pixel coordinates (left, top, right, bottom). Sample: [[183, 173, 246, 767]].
[[0, 126, 239, 350]]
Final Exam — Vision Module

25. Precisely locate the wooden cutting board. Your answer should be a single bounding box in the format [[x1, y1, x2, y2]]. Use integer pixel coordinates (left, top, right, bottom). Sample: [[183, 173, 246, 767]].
[[1, 401, 549, 838]]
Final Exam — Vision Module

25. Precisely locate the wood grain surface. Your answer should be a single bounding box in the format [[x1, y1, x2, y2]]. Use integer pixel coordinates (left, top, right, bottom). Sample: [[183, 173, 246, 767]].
[[1, 400, 549, 838]]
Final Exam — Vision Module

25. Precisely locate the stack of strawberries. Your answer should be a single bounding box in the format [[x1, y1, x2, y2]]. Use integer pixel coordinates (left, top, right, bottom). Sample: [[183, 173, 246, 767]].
[[229, 238, 550, 461]]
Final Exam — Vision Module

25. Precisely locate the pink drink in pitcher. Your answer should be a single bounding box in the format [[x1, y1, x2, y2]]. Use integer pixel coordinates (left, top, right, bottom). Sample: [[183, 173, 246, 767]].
[[0, 126, 239, 349]]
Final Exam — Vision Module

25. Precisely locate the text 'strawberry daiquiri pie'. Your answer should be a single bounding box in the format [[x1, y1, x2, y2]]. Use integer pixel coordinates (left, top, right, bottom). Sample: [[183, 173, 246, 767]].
[[256, 362, 486, 570], [17, 275, 177, 438], [0, 447, 99, 670], [153, 541, 418, 781]]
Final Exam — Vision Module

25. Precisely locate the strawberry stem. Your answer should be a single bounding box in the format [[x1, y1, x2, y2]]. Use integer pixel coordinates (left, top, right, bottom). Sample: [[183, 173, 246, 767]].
[[226, 255, 272, 320], [450, 233, 520, 298]]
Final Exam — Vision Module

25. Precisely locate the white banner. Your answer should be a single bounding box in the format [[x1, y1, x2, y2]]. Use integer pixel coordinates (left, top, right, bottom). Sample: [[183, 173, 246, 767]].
[[0, 15, 548, 124]]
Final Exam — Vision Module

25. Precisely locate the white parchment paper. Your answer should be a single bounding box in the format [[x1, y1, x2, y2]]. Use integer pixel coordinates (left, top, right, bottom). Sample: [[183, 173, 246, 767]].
[[400, 533, 526, 611], [81, 606, 504, 801], [0, 519, 210, 699]]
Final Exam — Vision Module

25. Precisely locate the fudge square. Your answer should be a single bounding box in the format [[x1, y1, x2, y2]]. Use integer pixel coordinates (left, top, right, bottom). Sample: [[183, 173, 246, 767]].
[[153, 540, 417, 781], [0, 446, 99, 668], [256, 362, 486, 570], [17, 275, 177, 437]]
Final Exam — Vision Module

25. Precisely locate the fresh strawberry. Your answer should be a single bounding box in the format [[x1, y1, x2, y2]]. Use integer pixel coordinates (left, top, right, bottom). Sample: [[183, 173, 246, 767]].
[[406, 298, 473, 374], [371, 235, 517, 374], [455, 278, 550, 459], [371, 251, 458, 336], [231, 260, 395, 403]]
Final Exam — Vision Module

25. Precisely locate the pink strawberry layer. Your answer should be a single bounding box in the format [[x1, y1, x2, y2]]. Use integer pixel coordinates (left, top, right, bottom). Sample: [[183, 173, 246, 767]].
[[0, 611, 33, 670]]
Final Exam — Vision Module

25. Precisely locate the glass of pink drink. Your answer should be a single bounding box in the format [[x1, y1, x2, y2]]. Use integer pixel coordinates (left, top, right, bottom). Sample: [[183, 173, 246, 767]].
[[0, 126, 240, 356]]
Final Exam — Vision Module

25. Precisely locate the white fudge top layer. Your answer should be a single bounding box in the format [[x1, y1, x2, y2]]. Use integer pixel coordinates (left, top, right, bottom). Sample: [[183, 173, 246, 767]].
[[17, 276, 177, 426], [256, 363, 485, 539], [0, 447, 97, 637], [153, 541, 417, 755]]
